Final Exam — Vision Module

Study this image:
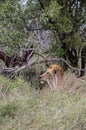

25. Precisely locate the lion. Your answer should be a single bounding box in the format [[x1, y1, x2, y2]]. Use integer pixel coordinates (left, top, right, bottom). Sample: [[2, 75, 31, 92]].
[[40, 64, 64, 90]]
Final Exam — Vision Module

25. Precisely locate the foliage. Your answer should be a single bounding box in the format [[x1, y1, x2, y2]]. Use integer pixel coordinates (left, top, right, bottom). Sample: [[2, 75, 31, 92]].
[[58, 15, 73, 33], [40, 0, 86, 72], [64, 32, 82, 49], [41, 1, 61, 24], [0, 0, 85, 51], [0, 0, 28, 53], [48, 43, 65, 57]]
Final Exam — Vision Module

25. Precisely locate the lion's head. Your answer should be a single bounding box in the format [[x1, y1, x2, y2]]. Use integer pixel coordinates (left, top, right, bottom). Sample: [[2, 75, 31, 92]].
[[40, 64, 64, 90]]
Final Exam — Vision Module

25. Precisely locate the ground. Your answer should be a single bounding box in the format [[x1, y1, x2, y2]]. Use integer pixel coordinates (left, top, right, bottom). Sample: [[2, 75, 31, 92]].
[[0, 73, 86, 130]]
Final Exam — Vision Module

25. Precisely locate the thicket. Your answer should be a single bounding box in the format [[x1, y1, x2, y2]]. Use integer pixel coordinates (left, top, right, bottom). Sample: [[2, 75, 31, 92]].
[[0, 0, 86, 76]]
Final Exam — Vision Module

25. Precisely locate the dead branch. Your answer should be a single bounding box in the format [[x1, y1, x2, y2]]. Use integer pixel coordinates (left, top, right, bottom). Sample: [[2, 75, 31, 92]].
[[29, 58, 86, 72], [27, 49, 34, 63], [0, 46, 34, 67], [0, 47, 86, 78], [2, 58, 86, 77]]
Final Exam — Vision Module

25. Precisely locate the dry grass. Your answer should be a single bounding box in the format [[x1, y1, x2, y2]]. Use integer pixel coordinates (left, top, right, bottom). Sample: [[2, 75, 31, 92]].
[[62, 72, 86, 93], [0, 73, 86, 130]]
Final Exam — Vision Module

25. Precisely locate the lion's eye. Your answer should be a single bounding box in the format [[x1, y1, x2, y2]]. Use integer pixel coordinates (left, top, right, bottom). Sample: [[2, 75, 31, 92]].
[[54, 70, 57, 74]]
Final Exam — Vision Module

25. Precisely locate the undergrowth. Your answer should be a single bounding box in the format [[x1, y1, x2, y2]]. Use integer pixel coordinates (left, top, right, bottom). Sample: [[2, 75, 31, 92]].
[[0, 75, 86, 130]]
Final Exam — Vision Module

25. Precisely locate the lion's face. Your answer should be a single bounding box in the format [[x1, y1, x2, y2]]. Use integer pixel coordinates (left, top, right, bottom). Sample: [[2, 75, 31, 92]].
[[40, 64, 64, 89]]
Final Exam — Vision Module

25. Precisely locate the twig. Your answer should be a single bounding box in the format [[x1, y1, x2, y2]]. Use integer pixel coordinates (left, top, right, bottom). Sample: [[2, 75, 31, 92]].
[[34, 52, 46, 60], [27, 49, 34, 62]]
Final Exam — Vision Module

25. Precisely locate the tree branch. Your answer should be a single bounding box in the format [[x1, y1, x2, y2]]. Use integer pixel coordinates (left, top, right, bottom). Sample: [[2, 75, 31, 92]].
[[38, 0, 45, 9], [2, 58, 86, 77]]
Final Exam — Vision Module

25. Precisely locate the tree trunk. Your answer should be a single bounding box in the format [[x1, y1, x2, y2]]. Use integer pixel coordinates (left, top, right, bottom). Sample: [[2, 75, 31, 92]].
[[80, 48, 86, 76]]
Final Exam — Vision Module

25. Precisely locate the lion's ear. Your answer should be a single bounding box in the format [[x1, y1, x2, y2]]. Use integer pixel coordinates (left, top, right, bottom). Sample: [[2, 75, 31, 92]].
[[49, 64, 52, 69]]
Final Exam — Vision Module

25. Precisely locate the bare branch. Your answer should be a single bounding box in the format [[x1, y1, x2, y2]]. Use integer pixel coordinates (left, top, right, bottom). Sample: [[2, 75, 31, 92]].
[[2, 58, 86, 77]]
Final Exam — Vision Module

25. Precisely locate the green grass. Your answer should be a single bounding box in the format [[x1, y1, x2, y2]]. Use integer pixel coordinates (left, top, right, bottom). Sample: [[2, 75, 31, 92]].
[[0, 75, 86, 130], [0, 101, 19, 118]]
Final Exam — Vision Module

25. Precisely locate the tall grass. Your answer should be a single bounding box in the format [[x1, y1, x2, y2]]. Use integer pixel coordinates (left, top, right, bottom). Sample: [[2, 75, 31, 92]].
[[0, 74, 86, 130]]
